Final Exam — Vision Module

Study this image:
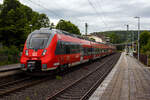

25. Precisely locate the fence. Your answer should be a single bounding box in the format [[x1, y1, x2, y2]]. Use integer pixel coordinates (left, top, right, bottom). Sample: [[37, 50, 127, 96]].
[[133, 53, 149, 66]]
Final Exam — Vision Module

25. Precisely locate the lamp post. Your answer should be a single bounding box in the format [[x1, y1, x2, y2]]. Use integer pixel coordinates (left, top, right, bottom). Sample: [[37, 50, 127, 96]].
[[134, 16, 140, 60]]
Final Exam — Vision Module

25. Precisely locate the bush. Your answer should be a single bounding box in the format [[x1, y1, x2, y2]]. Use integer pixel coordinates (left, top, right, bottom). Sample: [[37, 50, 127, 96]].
[[0, 46, 20, 66]]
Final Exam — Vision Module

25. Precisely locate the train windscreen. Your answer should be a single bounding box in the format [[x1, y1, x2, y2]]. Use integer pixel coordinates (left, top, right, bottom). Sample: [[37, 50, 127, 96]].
[[28, 33, 50, 50]]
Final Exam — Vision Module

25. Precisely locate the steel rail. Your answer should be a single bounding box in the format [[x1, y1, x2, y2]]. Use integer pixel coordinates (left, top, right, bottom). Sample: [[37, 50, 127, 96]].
[[46, 53, 120, 100]]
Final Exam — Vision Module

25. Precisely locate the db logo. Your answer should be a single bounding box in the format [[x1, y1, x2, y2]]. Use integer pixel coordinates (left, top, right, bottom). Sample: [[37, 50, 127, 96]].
[[32, 52, 37, 56]]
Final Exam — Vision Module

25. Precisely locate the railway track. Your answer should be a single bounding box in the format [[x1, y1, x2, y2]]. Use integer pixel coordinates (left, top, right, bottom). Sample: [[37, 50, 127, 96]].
[[0, 53, 120, 99], [0, 76, 51, 96], [47, 53, 120, 100]]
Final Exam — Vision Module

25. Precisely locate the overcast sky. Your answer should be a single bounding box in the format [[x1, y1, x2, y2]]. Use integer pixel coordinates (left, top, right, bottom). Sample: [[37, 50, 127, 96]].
[[0, 0, 150, 34]]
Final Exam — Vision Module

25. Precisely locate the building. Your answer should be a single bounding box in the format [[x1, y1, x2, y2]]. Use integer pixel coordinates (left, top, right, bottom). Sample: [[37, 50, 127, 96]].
[[85, 34, 108, 43]]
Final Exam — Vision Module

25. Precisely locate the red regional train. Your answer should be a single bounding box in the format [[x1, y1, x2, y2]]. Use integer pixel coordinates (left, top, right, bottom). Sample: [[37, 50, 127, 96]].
[[20, 28, 115, 73]]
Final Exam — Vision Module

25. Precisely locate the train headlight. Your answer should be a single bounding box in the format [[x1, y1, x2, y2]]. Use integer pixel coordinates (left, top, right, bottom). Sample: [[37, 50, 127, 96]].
[[42, 50, 47, 55], [25, 50, 28, 56]]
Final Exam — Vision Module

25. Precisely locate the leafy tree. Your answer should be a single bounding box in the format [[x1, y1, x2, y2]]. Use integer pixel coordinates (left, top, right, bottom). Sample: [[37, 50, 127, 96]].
[[0, 0, 50, 48], [108, 33, 120, 44], [140, 31, 150, 48], [56, 19, 80, 35], [50, 22, 55, 29], [139, 31, 150, 55], [141, 39, 150, 55]]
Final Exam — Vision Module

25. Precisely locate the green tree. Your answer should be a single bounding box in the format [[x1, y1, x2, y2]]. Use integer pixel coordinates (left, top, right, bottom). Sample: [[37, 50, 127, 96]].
[[50, 22, 55, 29], [108, 33, 120, 44], [56, 19, 80, 35], [141, 39, 150, 55], [140, 31, 150, 48], [139, 31, 150, 55], [30, 12, 50, 31], [0, 0, 50, 48]]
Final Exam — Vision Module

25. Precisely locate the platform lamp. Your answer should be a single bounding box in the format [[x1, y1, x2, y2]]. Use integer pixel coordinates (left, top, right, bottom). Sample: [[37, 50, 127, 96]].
[[134, 16, 140, 60]]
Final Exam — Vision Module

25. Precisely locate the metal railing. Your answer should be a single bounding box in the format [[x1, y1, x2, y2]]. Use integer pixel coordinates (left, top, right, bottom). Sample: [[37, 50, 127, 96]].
[[133, 53, 149, 66]]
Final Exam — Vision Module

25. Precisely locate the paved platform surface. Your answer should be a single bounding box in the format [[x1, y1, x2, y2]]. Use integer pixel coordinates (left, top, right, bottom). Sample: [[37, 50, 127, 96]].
[[89, 52, 150, 100], [0, 63, 21, 72]]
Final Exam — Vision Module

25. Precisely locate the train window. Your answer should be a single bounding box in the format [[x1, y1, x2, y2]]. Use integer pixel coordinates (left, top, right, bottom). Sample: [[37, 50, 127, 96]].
[[74, 45, 77, 53], [70, 43, 74, 54], [29, 33, 50, 50], [83, 47, 87, 56], [66, 42, 70, 54], [72, 44, 76, 54], [76, 45, 79, 53], [55, 40, 66, 55], [61, 41, 66, 54], [100, 49, 102, 53], [32, 33, 50, 38], [68, 43, 80, 54], [55, 40, 61, 55], [87, 48, 90, 55]]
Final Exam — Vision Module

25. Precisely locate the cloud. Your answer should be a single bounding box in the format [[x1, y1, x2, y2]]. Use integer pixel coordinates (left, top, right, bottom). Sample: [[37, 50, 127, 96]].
[[2, 0, 150, 33]]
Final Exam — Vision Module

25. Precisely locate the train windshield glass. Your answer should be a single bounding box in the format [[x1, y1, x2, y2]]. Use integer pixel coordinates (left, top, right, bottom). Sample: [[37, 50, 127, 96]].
[[29, 33, 50, 49]]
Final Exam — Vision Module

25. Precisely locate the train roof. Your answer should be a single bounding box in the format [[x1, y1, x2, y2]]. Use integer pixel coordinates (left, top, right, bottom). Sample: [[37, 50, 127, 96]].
[[31, 28, 56, 35], [31, 28, 115, 47]]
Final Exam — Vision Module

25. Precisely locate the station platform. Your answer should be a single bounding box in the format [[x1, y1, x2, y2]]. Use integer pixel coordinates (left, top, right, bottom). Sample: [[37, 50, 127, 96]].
[[0, 63, 21, 72], [89, 52, 150, 100]]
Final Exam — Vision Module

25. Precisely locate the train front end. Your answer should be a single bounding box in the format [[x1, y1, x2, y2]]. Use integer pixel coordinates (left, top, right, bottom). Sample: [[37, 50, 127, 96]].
[[20, 29, 58, 72]]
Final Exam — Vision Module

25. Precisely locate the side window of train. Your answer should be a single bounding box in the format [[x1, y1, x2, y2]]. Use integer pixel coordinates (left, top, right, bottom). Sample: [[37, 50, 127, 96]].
[[61, 41, 66, 54], [72, 44, 76, 54], [74, 44, 78, 53], [55, 40, 61, 55], [80, 46, 84, 55], [88, 48, 91, 55], [66, 42, 70, 54], [55, 40, 66, 55], [84, 47, 87, 56], [70, 43, 74, 54], [77, 44, 80, 53]]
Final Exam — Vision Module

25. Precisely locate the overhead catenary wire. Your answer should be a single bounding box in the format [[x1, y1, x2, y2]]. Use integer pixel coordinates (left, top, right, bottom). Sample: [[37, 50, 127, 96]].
[[87, 0, 110, 31], [93, 0, 109, 25], [27, 0, 62, 19], [25, 0, 87, 34]]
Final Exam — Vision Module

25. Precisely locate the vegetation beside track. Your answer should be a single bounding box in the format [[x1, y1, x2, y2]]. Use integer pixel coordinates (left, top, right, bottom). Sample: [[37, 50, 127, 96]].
[[0, 0, 81, 66], [0, 46, 20, 66]]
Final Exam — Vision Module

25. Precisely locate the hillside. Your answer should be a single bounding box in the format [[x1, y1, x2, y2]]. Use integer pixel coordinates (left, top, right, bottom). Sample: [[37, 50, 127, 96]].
[[91, 30, 148, 44]]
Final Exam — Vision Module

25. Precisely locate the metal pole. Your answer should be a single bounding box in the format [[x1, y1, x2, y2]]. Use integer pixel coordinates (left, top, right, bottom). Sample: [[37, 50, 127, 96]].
[[134, 16, 140, 60], [132, 31, 134, 52], [127, 24, 129, 31], [138, 17, 140, 60], [85, 23, 88, 36], [126, 24, 129, 54]]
